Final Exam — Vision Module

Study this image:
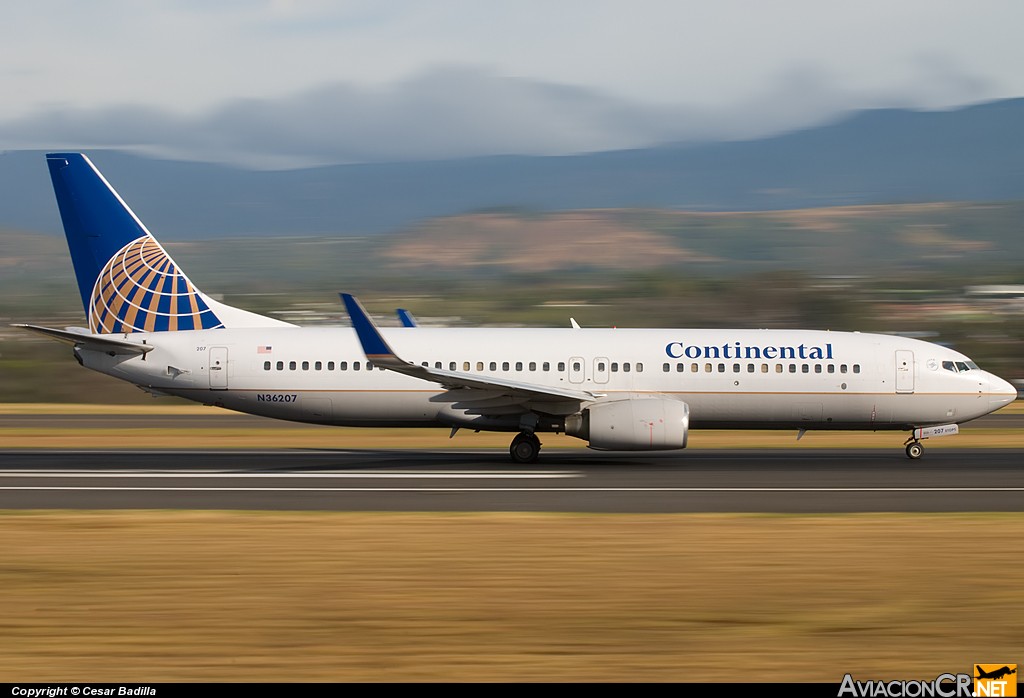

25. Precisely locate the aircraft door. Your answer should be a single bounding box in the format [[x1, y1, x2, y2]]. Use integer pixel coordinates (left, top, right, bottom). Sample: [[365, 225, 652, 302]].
[[593, 357, 610, 384], [568, 356, 585, 384], [209, 346, 229, 389], [895, 350, 914, 394]]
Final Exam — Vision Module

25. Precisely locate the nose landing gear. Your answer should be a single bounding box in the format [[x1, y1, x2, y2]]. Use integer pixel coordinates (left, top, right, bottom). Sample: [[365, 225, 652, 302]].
[[903, 424, 960, 459]]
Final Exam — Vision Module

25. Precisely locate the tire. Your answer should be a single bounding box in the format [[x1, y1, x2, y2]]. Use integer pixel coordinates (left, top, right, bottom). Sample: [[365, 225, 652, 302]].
[[905, 442, 924, 459], [510, 433, 541, 464]]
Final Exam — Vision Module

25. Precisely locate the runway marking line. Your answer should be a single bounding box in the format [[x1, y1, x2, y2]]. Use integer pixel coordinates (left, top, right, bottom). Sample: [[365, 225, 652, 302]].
[[0, 471, 578, 479], [2, 486, 1024, 493]]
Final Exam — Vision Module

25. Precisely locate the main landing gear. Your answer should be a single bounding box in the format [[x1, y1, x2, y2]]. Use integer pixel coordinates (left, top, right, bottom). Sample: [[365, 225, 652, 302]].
[[510, 431, 542, 464], [904, 437, 924, 460]]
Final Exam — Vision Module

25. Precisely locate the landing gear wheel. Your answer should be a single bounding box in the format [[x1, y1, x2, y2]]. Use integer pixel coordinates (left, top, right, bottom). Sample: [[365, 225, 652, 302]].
[[510, 432, 541, 464], [905, 441, 924, 460]]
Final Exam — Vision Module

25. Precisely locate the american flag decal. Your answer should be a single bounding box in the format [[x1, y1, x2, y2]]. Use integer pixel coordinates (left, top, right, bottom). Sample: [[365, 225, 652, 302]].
[[257, 346, 273, 354]]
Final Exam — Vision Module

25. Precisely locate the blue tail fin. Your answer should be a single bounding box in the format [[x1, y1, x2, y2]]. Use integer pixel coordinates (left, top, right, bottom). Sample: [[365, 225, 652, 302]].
[[46, 153, 225, 334]]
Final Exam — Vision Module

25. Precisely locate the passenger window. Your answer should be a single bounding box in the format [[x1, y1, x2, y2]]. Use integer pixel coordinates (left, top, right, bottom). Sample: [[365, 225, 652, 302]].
[[276, 361, 284, 371], [558, 362, 566, 372], [802, 364, 809, 373], [315, 361, 322, 370], [263, 361, 271, 371], [516, 362, 523, 371], [789, 364, 796, 373], [489, 362, 497, 371], [611, 363, 619, 372], [704, 363, 712, 373], [301, 361, 308, 370], [597, 362, 607, 372], [718, 363, 725, 373], [353, 362, 361, 371], [775, 364, 782, 373], [761, 364, 768, 373], [733, 363, 740, 373], [340, 361, 347, 370], [328, 361, 335, 370], [814, 365, 822, 374], [529, 362, 537, 371], [289, 361, 296, 370], [543, 362, 550, 371], [623, 363, 631, 373], [827, 365, 835, 374], [503, 361, 510, 371], [853, 364, 861, 374], [663, 363, 670, 373], [677, 363, 685, 372], [749, 364, 756, 373], [450, 362, 457, 370], [840, 364, 848, 374], [368, 362, 374, 371], [637, 363, 643, 372], [435, 362, 442, 369]]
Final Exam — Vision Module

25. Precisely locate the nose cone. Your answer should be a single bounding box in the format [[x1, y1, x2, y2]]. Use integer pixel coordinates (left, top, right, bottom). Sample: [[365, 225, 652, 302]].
[[988, 373, 1018, 410]]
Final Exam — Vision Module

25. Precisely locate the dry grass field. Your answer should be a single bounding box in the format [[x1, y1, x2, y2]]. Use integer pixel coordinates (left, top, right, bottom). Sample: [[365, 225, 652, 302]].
[[2, 512, 1022, 682], [2, 404, 1021, 681]]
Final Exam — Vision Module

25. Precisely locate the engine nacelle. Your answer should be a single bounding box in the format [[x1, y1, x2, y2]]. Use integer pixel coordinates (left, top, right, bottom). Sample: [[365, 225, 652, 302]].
[[566, 398, 689, 451]]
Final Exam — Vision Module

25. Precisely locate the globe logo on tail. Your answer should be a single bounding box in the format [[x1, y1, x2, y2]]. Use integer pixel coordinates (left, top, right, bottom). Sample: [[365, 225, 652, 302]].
[[89, 236, 223, 333]]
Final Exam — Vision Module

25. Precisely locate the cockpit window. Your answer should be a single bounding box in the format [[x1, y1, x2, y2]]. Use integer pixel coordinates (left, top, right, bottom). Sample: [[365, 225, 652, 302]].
[[955, 361, 970, 372], [942, 361, 957, 372], [943, 360, 980, 373]]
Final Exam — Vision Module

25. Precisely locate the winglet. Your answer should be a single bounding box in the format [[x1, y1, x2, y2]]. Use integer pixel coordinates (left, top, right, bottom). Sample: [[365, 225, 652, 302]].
[[396, 308, 418, 328], [340, 293, 405, 366], [340, 294, 594, 402]]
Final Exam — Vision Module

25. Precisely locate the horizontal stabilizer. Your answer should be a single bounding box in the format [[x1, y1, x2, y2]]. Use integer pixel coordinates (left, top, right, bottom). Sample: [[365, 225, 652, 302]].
[[12, 324, 153, 355]]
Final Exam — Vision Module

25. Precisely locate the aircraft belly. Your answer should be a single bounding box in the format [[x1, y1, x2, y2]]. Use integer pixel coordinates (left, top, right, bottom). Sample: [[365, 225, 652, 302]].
[[192, 389, 443, 426], [328, 391, 441, 423], [682, 392, 965, 429]]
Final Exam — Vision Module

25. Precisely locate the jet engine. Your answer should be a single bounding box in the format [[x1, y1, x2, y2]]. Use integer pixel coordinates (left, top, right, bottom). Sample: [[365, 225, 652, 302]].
[[565, 397, 689, 450]]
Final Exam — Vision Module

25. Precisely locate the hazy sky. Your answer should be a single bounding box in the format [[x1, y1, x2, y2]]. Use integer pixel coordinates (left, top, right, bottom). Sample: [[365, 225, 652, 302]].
[[2, 0, 1021, 167]]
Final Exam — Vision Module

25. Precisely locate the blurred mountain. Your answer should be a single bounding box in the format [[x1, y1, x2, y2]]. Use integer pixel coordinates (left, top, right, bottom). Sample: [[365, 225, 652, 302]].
[[3, 98, 1024, 238]]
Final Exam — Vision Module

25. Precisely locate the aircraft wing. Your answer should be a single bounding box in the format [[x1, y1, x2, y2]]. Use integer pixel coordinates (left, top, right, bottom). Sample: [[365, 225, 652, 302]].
[[341, 294, 598, 403], [13, 324, 154, 355]]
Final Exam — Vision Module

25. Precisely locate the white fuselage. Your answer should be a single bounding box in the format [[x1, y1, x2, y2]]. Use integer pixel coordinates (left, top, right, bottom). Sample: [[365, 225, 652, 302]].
[[77, 326, 1016, 432]]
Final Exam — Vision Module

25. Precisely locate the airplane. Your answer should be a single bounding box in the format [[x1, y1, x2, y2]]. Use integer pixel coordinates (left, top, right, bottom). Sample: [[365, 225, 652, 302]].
[[975, 666, 1016, 681], [15, 152, 1018, 463]]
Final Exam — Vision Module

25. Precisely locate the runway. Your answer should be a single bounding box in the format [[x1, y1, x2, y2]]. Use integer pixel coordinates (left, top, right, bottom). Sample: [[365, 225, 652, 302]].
[[1, 448, 1023, 512]]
